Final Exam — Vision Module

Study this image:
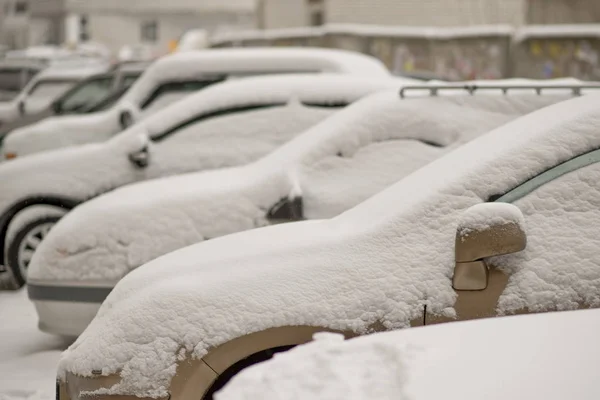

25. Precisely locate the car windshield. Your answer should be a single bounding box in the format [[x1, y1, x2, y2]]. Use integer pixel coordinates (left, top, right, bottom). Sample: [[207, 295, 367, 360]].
[[28, 80, 75, 104], [0, 68, 36, 100], [58, 75, 114, 113]]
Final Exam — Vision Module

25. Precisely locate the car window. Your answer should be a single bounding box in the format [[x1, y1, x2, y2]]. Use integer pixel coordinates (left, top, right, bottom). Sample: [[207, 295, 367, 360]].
[[140, 79, 226, 111], [27, 80, 75, 104], [490, 148, 600, 315], [152, 103, 286, 142], [81, 86, 129, 113], [0, 68, 37, 100], [148, 102, 340, 176], [491, 148, 600, 203], [120, 73, 141, 89], [58, 76, 114, 113]]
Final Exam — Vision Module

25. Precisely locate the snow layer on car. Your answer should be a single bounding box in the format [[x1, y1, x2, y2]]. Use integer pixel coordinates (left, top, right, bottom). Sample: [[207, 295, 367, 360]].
[[218, 310, 600, 400], [2, 48, 390, 157], [56, 93, 600, 397], [0, 75, 401, 227], [2, 71, 401, 158], [29, 91, 565, 283]]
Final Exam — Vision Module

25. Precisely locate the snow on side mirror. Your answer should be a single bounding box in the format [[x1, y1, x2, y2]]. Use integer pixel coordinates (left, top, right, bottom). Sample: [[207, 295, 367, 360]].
[[453, 203, 526, 291], [126, 132, 151, 169], [118, 101, 140, 130]]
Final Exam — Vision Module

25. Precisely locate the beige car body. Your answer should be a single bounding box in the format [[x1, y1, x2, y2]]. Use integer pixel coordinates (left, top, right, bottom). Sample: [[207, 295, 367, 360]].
[[59, 216, 543, 400]]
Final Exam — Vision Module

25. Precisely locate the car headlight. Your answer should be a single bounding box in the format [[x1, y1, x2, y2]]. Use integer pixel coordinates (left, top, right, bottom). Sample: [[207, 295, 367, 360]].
[[4, 152, 16, 160]]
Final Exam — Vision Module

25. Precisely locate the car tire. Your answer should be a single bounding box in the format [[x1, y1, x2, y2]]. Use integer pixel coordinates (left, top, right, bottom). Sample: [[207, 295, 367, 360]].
[[6, 216, 61, 288]]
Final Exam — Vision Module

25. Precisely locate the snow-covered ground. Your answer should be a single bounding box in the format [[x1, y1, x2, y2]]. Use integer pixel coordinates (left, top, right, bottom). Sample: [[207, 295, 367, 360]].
[[0, 287, 70, 400]]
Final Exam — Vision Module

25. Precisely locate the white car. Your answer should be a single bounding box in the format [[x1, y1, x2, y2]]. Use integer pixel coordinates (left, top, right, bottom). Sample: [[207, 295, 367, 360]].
[[219, 309, 600, 400], [28, 86, 571, 335], [0, 65, 109, 128], [0, 74, 407, 287], [2, 48, 390, 159], [55, 93, 600, 400]]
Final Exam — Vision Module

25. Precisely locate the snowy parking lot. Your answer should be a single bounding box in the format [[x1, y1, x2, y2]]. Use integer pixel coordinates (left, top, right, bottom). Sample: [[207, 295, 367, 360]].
[[0, 287, 71, 400]]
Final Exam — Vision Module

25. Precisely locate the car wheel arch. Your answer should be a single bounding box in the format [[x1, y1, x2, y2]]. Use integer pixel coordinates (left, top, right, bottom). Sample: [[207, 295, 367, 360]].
[[0, 195, 80, 263]]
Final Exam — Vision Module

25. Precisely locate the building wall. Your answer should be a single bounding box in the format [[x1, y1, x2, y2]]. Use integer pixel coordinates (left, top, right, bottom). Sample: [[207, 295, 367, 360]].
[[81, 12, 254, 55], [258, 0, 310, 29], [326, 0, 526, 26], [259, 0, 528, 29], [526, 0, 600, 24], [64, 0, 256, 56]]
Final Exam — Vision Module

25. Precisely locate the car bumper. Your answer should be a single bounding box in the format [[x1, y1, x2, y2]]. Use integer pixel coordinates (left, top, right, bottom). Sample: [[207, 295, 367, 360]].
[[28, 280, 114, 336]]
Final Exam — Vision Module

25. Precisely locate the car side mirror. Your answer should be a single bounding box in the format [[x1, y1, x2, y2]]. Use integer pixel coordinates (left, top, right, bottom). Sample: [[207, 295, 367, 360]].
[[119, 110, 134, 130], [51, 100, 62, 114], [267, 196, 303, 223], [453, 203, 526, 291], [128, 145, 150, 168], [18, 100, 25, 115]]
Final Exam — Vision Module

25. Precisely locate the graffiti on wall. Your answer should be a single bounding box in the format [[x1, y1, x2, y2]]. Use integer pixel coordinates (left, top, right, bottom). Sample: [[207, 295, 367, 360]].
[[526, 39, 600, 80], [433, 40, 504, 80]]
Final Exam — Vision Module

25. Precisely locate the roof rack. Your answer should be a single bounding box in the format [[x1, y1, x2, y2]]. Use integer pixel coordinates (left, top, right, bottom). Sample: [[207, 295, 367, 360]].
[[399, 84, 600, 98]]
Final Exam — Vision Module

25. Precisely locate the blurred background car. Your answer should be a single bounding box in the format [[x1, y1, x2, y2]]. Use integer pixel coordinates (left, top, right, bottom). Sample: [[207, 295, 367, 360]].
[[0, 61, 149, 145], [1, 48, 390, 160], [53, 92, 600, 399]]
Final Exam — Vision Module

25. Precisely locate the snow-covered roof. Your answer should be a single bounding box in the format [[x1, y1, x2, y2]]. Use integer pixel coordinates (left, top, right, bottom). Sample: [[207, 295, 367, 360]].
[[514, 24, 600, 42], [220, 309, 600, 400], [139, 74, 412, 138], [66, 0, 255, 14], [120, 48, 390, 106], [35, 66, 109, 81], [55, 91, 600, 396], [210, 23, 515, 45]]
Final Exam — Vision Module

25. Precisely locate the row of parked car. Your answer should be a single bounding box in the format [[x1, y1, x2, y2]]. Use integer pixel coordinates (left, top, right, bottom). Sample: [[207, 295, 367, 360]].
[[1, 46, 600, 399]]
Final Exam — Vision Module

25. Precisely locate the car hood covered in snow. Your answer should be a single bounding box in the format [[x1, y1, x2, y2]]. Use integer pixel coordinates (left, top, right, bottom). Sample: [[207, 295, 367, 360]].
[[219, 309, 600, 400], [28, 91, 566, 284], [56, 93, 600, 397]]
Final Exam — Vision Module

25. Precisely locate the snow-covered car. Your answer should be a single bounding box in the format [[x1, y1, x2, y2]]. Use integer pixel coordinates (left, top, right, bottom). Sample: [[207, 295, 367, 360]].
[[2, 48, 390, 159], [0, 62, 148, 144], [219, 309, 600, 400], [54, 92, 600, 400], [0, 65, 109, 131], [27, 86, 575, 335], [0, 58, 46, 102], [0, 74, 408, 288]]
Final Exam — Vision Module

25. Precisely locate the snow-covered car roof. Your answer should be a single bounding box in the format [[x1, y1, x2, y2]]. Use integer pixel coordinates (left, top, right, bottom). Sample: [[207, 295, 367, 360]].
[[219, 309, 600, 400], [514, 24, 600, 42], [33, 65, 109, 81], [119, 48, 390, 106], [56, 92, 600, 396]]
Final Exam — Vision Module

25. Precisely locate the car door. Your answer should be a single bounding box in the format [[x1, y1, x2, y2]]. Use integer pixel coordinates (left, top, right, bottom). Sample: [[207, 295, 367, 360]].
[[430, 149, 600, 324]]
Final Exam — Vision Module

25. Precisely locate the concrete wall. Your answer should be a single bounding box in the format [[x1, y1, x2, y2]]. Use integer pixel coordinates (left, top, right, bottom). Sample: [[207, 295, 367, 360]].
[[259, 0, 527, 29], [259, 0, 309, 29], [326, 0, 526, 26], [526, 0, 600, 24], [64, 0, 256, 56], [81, 12, 254, 55]]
